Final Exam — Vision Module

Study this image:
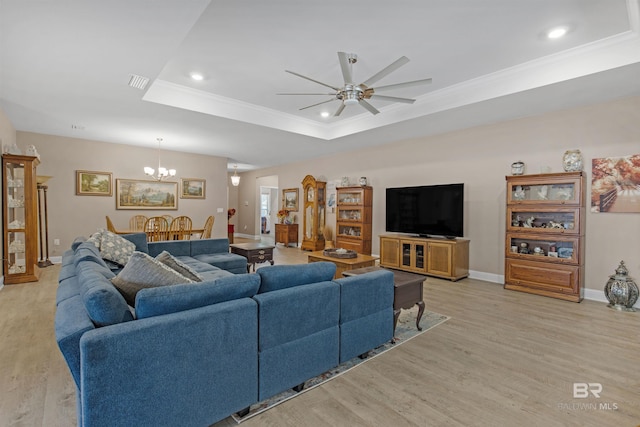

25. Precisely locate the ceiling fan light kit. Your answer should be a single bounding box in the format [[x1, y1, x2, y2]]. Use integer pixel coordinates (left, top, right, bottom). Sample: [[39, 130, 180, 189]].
[[279, 51, 432, 117]]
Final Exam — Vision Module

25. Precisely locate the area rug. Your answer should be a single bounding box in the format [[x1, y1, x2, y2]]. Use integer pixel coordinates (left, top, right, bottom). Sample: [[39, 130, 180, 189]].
[[232, 307, 450, 423]]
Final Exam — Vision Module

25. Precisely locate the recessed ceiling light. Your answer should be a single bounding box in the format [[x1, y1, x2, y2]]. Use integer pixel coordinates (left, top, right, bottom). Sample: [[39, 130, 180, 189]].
[[320, 111, 330, 118], [547, 26, 568, 39], [190, 73, 204, 81]]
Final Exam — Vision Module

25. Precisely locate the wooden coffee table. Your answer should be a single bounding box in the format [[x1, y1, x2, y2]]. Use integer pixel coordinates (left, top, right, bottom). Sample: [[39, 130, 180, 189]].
[[342, 266, 426, 336], [230, 242, 275, 272], [307, 251, 378, 279]]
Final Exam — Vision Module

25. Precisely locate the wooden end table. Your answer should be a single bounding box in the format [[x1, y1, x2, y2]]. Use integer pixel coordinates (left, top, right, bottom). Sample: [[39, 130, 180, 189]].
[[342, 266, 426, 336], [230, 242, 275, 272], [307, 251, 378, 279]]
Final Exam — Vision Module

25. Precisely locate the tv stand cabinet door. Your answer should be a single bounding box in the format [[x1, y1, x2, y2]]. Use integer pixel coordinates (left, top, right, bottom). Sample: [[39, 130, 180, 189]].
[[379, 236, 400, 268], [427, 240, 469, 281]]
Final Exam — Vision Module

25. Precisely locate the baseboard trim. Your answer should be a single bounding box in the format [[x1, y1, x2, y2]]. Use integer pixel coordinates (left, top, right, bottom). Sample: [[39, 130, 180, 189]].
[[469, 270, 639, 308]]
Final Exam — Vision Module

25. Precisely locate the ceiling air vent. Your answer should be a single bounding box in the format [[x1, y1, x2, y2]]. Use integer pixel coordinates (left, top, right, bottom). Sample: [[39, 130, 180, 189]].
[[128, 74, 149, 90]]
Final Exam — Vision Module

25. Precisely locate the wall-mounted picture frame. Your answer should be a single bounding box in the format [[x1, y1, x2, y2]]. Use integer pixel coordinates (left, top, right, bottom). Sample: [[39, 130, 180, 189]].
[[116, 179, 178, 210], [76, 170, 113, 196], [282, 188, 299, 211], [181, 178, 206, 199]]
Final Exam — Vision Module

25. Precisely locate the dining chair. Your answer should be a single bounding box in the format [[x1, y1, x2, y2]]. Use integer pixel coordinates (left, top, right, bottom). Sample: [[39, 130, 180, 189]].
[[105, 216, 118, 233], [162, 214, 174, 224], [144, 216, 169, 242], [169, 216, 193, 240], [200, 215, 214, 239], [129, 215, 148, 232]]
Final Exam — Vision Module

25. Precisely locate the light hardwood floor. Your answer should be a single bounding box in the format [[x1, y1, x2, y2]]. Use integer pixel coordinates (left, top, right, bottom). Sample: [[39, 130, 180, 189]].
[[1, 240, 639, 427]]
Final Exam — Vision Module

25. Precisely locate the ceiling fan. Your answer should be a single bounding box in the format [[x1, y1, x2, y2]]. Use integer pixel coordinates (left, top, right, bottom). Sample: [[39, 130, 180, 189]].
[[278, 52, 432, 117]]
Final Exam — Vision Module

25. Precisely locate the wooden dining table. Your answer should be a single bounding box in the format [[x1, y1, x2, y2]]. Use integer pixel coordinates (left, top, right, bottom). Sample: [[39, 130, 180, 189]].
[[114, 228, 205, 239]]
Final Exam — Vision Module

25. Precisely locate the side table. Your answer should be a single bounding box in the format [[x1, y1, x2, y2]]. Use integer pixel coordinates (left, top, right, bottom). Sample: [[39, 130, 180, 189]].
[[230, 242, 275, 272], [343, 266, 426, 336]]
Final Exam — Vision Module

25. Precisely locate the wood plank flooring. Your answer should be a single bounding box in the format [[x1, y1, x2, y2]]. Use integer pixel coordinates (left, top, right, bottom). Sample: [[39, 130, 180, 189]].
[[1, 239, 638, 426]]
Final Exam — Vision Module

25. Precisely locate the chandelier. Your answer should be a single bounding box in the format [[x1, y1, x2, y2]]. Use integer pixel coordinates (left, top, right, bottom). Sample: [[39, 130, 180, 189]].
[[144, 138, 176, 181], [230, 164, 240, 186]]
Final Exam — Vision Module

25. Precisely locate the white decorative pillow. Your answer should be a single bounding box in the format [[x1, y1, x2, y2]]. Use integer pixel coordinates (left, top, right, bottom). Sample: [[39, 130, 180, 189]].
[[99, 230, 135, 266], [111, 251, 194, 305], [155, 251, 203, 282]]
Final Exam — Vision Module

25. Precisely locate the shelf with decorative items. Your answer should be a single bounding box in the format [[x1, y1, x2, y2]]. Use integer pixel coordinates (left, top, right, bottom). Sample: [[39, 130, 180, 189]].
[[505, 171, 585, 302], [335, 186, 372, 255], [3, 154, 40, 283]]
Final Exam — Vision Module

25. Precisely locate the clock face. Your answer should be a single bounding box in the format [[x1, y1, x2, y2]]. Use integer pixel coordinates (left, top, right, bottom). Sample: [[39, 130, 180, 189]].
[[307, 187, 314, 202]]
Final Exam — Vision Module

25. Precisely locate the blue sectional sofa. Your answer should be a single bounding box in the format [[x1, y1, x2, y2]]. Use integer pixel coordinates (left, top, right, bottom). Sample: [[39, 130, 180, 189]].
[[55, 234, 394, 427]]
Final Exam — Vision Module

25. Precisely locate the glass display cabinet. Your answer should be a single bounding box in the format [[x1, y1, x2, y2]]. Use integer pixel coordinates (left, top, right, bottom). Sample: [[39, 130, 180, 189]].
[[3, 154, 40, 284], [335, 186, 372, 254], [504, 172, 585, 302], [301, 175, 326, 251]]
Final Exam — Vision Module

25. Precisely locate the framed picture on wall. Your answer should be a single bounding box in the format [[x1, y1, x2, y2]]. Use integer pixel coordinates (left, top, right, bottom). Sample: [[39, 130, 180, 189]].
[[180, 178, 206, 199], [282, 188, 299, 211], [76, 170, 113, 196], [116, 179, 178, 210]]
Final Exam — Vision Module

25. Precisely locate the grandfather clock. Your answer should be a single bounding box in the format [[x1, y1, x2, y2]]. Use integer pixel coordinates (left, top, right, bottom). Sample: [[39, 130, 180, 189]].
[[301, 175, 326, 251]]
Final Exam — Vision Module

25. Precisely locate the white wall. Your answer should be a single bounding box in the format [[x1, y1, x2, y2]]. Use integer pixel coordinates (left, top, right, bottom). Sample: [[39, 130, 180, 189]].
[[16, 132, 230, 258], [233, 95, 640, 292]]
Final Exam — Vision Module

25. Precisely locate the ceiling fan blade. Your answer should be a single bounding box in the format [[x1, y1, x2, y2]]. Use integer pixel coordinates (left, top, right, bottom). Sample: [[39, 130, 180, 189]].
[[277, 93, 336, 95], [369, 94, 416, 104], [338, 52, 353, 84], [374, 78, 432, 92], [299, 98, 337, 111], [359, 99, 380, 115], [360, 56, 410, 87], [334, 103, 346, 117], [285, 70, 340, 91]]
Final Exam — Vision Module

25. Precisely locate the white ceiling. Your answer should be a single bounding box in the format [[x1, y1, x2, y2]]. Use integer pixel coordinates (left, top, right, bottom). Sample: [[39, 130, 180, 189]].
[[2, 0, 640, 171]]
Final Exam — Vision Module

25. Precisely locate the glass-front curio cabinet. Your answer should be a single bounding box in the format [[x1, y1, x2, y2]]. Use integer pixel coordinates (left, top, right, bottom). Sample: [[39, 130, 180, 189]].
[[335, 186, 372, 254], [3, 154, 40, 284], [504, 172, 585, 302], [301, 175, 326, 251]]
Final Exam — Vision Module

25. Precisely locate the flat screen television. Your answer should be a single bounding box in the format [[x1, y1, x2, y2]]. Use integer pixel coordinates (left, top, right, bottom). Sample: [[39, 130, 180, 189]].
[[386, 183, 464, 238]]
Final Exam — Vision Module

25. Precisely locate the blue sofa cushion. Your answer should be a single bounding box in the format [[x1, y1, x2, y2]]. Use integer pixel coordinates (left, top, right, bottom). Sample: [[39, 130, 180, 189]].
[[174, 256, 219, 273], [256, 262, 336, 293], [135, 273, 261, 319], [77, 262, 134, 327], [156, 251, 203, 282], [190, 238, 230, 255], [121, 232, 149, 254], [334, 270, 395, 362], [73, 242, 107, 268], [111, 251, 194, 305], [147, 240, 191, 257], [192, 253, 247, 273]]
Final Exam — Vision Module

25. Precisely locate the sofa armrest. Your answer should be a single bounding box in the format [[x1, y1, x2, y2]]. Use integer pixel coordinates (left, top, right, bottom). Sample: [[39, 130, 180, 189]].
[[79, 298, 258, 427]]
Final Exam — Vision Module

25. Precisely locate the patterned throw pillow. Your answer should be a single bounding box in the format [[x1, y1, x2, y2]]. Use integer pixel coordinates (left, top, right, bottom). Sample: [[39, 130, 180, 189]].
[[111, 251, 193, 305], [155, 251, 203, 282], [99, 230, 136, 266]]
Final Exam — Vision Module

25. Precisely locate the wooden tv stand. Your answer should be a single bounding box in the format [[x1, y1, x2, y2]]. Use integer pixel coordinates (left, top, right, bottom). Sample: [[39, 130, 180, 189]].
[[379, 234, 469, 281]]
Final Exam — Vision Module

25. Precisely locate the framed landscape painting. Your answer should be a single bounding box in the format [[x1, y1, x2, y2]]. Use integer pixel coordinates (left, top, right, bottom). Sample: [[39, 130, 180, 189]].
[[282, 188, 299, 211], [116, 179, 178, 210], [76, 170, 112, 196], [181, 178, 206, 199]]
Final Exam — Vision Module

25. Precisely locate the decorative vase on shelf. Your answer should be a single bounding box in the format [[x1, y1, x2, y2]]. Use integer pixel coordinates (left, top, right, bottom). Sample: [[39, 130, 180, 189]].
[[511, 161, 525, 175], [562, 149, 583, 172], [604, 261, 638, 312]]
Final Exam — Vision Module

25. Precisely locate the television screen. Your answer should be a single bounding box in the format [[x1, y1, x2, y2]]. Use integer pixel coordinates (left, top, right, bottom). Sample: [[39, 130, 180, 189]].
[[386, 183, 464, 238]]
